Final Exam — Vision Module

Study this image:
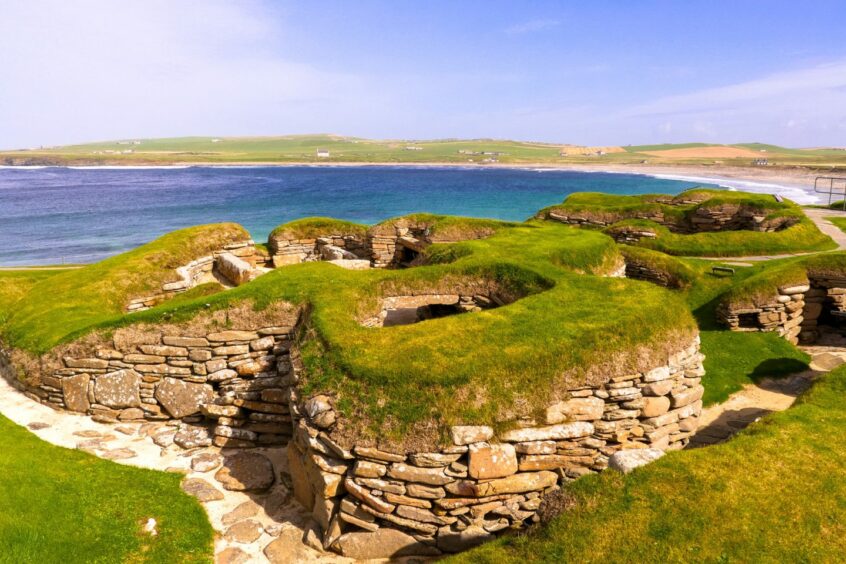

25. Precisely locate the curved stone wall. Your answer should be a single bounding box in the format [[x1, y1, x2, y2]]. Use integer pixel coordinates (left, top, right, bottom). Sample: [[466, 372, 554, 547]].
[[287, 336, 704, 558]]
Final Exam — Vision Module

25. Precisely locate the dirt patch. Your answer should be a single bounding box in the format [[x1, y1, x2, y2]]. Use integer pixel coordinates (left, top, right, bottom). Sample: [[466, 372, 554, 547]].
[[643, 147, 766, 160]]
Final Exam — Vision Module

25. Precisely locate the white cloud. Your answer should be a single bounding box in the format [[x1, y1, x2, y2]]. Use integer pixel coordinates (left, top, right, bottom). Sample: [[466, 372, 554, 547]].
[[0, 0, 374, 147], [505, 19, 560, 36]]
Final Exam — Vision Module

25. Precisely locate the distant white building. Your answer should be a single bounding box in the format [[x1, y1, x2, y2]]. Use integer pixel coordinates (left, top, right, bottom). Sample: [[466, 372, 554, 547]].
[[405, 146, 423, 151], [211, 138, 221, 143], [316, 149, 331, 158]]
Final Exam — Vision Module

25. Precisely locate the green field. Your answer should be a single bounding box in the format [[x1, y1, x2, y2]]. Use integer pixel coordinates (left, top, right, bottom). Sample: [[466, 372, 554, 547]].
[[0, 415, 213, 563], [2, 135, 845, 169]]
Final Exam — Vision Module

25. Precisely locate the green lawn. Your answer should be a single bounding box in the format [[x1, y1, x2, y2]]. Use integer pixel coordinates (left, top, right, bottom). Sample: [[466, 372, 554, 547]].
[[0, 415, 213, 563], [449, 367, 846, 563], [826, 215, 846, 232]]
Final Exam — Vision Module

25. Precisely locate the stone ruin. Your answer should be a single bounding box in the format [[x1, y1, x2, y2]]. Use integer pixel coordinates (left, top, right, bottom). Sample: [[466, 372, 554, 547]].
[[545, 196, 799, 246], [0, 218, 712, 558], [718, 276, 846, 345], [126, 240, 264, 312]]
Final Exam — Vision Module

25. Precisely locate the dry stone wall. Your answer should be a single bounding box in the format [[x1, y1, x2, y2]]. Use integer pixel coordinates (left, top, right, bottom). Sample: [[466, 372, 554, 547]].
[[719, 276, 846, 345], [6, 325, 296, 448], [287, 337, 705, 559], [127, 240, 259, 312], [269, 234, 368, 267], [547, 203, 796, 234]]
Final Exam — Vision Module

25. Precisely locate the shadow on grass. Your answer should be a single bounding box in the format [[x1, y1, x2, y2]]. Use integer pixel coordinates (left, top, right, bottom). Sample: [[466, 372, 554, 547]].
[[750, 358, 810, 382]]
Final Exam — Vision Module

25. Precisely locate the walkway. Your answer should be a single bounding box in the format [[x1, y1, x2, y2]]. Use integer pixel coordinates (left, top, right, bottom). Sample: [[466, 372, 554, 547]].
[[689, 348, 846, 447], [0, 376, 348, 564]]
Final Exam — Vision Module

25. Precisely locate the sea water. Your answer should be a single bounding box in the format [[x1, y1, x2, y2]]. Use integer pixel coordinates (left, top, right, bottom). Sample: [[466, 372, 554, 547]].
[[0, 165, 723, 266]]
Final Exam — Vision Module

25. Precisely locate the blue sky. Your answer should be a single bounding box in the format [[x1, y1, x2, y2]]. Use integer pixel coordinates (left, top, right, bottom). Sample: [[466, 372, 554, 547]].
[[2, 0, 845, 148]]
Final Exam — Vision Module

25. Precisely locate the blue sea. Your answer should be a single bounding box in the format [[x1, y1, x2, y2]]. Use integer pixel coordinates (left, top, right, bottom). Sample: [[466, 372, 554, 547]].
[[0, 166, 720, 266]]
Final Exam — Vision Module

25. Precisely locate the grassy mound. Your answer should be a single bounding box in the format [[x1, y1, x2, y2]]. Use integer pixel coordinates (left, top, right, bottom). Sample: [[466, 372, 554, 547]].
[[1, 220, 699, 447], [0, 415, 212, 562], [269, 217, 368, 240], [2, 224, 249, 353], [449, 368, 846, 563], [540, 189, 836, 257]]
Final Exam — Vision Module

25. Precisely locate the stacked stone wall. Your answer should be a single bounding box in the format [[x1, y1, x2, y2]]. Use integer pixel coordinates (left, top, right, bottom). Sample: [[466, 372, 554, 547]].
[[719, 277, 846, 345], [547, 204, 796, 235], [127, 240, 258, 312], [287, 337, 705, 558], [4, 325, 296, 447], [269, 234, 368, 267]]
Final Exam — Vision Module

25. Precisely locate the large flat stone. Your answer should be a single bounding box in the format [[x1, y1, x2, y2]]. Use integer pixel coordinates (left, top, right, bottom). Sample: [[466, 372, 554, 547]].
[[335, 528, 441, 559], [468, 443, 518, 480], [609, 448, 664, 473], [215, 452, 275, 492], [154, 377, 214, 418], [500, 422, 593, 442], [94, 369, 141, 408], [62, 373, 90, 413]]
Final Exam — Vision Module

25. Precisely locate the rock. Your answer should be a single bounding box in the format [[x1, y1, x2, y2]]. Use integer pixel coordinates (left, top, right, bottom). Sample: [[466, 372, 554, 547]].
[[388, 463, 452, 485], [174, 426, 213, 449], [154, 378, 214, 419], [152, 430, 176, 448], [500, 422, 593, 442], [437, 524, 493, 552], [216, 547, 250, 564], [101, 448, 136, 460], [223, 519, 263, 543], [353, 446, 405, 462], [327, 259, 371, 270], [514, 441, 557, 455], [643, 366, 672, 382], [545, 397, 604, 424], [163, 336, 209, 348], [288, 445, 315, 511], [450, 425, 494, 445], [117, 408, 145, 421], [216, 253, 253, 286], [641, 380, 674, 396], [641, 396, 671, 417], [26, 422, 50, 431], [215, 452, 275, 492], [61, 373, 91, 413], [335, 528, 441, 559], [778, 284, 810, 295], [181, 478, 224, 501], [207, 330, 260, 342], [263, 527, 316, 563], [94, 369, 141, 408], [468, 443, 518, 479], [408, 452, 463, 467], [670, 385, 704, 408], [811, 352, 845, 372], [344, 477, 396, 513], [352, 460, 387, 478], [190, 452, 223, 472], [321, 244, 358, 260], [449, 471, 558, 497], [609, 448, 664, 473], [406, 483, 446, 499], [222, 501, 260, 527]]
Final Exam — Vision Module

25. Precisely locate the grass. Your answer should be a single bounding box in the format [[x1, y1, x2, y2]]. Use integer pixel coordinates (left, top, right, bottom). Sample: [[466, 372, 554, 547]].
[[2, 223, 248, 353], [0, 219, 699, 446], [3, 135, 845, 168], [449, 367, 846, 563], [540, 189, 836, 257], [269, 217, 368, 240], [0, 415, 212, 563], [826, 215, 846, 232]]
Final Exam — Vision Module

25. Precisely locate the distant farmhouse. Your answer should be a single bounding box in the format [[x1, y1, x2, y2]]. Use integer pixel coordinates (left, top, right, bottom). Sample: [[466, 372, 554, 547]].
[[405, 146, 423, 151], [753, 158, 770, 166], [316, 149, 330, 158]]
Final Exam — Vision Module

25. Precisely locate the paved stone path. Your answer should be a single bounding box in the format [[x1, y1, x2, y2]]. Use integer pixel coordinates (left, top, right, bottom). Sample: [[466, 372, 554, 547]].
[[0, 377, 350, 564], [689, 348, 846, 448]]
